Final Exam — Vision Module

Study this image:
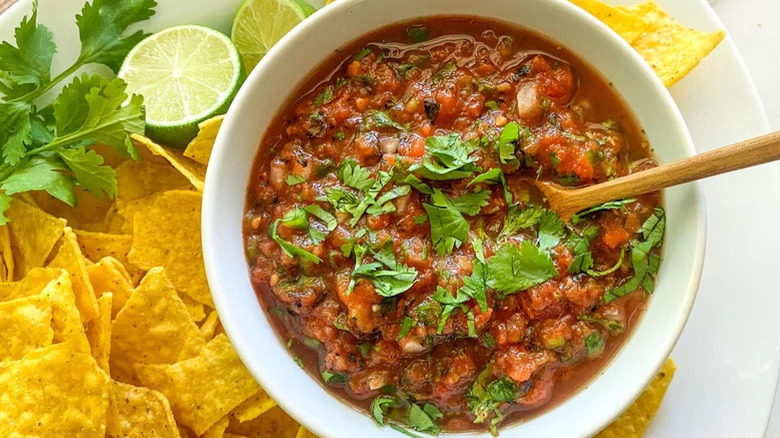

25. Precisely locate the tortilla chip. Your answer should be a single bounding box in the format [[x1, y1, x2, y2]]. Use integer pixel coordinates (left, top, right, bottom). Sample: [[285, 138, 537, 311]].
[[225, 435, 249, 438], [296, 427, 318, 438], [181, 292, 208, 323], [226, 406, 299, 438], [133, 134, 206, 191], [200, 310, 221, 340], [570, 0, 648, 42], [88, 257, 135, 318], [116, 159, 193, 201], [0, 226, 14, 282], [184, 115, 224, 165], [595, 358, 676, 438], [111, 267, 206, 382], [128, 190, 212, 306], [107, 380, 180, 438], [0, 266, 61, 302], [203, 416, 230, 438], [6, 198, 66, 279], [0, 294, 53, 362], [48, 227, 99, 322], [0, 343, 110, 436], [107, 193, 163, 235], [136, 334, 260, 435], [228, 389, 277, 423], [30, 188, 114, 231], [75, 229, 133, 264], [86, 293, 113, 372], [620, 0, 726, 87], [40, 270, 91, 353]]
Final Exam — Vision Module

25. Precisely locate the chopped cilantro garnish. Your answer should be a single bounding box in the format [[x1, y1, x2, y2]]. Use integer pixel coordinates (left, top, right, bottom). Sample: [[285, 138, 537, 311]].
[[397, 316, 414, 340], [340, 229, 366, 257], [584, 332, 605, 358], [404, 174, 433, 194], [499, 204, 544, 239], [333, 131, 345, 141], [303, 205, 337, 231], [366, 185, 410, 216], [485, 100, 500, 111], [432, 61, 457, 81], [497, 122, 523, 166], [587, 247, 625, 277], [370, 396, 396, 424], [566, 225, 600, 274], [409, 133, 481, 181], [407, 25, 430, 43], [487, 241, 558, 295], [293, 356, 304, 368], [571, 198, 636, 224], [321, 370, 347, 384], [286, 174, 305, 185], [467, 168, 502, 187], [460, 257, 488, 312], [408, 403, 442, 435], [313, 86, 334, 106], [268, 217, 321, 264], [577, 315, 625, 334], [538, 210, 565, 250], [353, 47, 372, 60], [347, 240, 418, 297], [338, 158, 375, 191], [366, 110, 405, 131], [451, 188, 490, 216], [432, 286, 471, 335], [413, 215, 428, 225], [423, 189, 470, 255], [467, 364, 517, 435]]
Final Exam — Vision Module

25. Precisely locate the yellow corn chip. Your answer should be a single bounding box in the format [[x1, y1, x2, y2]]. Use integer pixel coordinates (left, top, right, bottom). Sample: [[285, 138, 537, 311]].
[[0, 294, 53, 362], [0, 343, 110, 436], [296, 427, 318, 438], [136, 334, 260, 435], [111, 267, 206, 382], [128, 190, 212, 306], [228, 389, 277, 423], [106, 193, 163, 235], [0, 266, 61, 302], [48, 227, 99, 322], [75, 228, 143, 285], [226, 406, 299, 438], [116, 159, 193, 200], [203, 416, 230, 438], [570, 0, 648, 42], [0, 226, 14, 282], [133, 134, 207, 191], [41, 270, 91, 353], [225, 435, 249, 438], [200, 310, 221, 340], [107, 380, 180, 438], [30, 188, 114, 232], [88, 257, 135, 318], [181, 292, 208, 323], [86, 293, 113, 372], [6, 198, 66, 279], [620, 0, 726, 87], [595, 358, 676, 438], [184, 115, 224, 165]]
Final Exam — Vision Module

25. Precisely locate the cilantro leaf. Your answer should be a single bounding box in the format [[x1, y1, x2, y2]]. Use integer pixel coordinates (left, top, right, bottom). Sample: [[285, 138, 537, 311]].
[[313, 86, 333, 106], [571, 198, 636, 224], [303, 204, 337, 231], [451, 189, 490, 216], [0, 102, 32, 165], [321, 370, 347, 384], [566, 224, 600, 274], [365, 110, 405, 131], [409, 403, 441, 434], [467, 168, 502, 187], [1, 154, 75, 206], [587, 247, 625, 277], [75, 0, 157, 72], [499, 204, 544, 239], [268, 219, 321, 264], [57, 146, 117, 198], [538, 210, 564, 250], [370, 396, 396, 424], [367, 185, 410, 216], [338, 158, 375, 191], [487, 241, 558, 295], [577, 314, 625, 334], [584, 332, 605, 358], [407, 26, 430, 43], [0, 193, 11, 225], [497, 122, 522, 166], [0, 1, 55, 98], [460, 258, 488, 312], [348, 240, 418, 297], [467, 364, 517, 434], [286, 174, 305, 185], [409, 133, 480, 181], [397, 316, 414, 340], [424, 189, 469, 255], [404, 174, 433, 195]]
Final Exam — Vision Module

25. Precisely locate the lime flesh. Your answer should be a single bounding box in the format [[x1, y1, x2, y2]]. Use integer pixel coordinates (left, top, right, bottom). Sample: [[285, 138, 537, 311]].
[[231, 0, 316, 73], [118, 25, 244, 148]]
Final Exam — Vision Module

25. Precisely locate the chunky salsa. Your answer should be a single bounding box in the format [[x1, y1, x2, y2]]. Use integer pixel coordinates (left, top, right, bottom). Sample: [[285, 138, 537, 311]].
[[244, 17, 664, 435]]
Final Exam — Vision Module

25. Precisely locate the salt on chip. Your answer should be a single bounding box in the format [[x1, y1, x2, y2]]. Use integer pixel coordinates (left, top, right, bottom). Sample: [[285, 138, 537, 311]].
[[0, 343, 110, 436], [6, 198, 66, 279], [0, 294, 53, 362], [200, 310, 221, 340], [48, 227, 100, 322], [88, 257, 135, 318], [184, 115, 224, 165], [620, 0, 726, 87], [203, 415, 230, 438], [128, 190, 213, 306], [296, 427, 318, 438], [136, 334, 260, 435], [111, 267, 206, 382], [116, 159, 192, 200], [228, 389, 277, 423], [0, 226, 14, 282], [0, 266, 61, 302], [133, 134, 206, 191], [107, 380, 180, 438], [226, 406, 299, 438], [595, 358, 676, 438], [40, 270, 91, 353], [86, 293, 113, 372], [30, 188, 114, 232], [570, 0, 648, 42]]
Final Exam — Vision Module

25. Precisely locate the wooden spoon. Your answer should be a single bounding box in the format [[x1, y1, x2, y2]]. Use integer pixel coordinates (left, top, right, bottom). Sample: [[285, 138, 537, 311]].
[[538, 130, 780, 221]]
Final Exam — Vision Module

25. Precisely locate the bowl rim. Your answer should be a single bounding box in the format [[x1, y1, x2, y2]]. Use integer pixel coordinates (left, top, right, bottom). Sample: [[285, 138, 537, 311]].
[[202, 0, 706, 436]]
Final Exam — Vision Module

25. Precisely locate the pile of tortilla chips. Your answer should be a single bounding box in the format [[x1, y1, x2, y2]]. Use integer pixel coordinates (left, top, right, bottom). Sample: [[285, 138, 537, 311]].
[[1, 0, 717, 436]]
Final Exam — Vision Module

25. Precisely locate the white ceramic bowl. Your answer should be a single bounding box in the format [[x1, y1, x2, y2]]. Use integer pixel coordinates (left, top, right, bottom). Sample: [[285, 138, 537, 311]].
[[202, 0, 706, 436]]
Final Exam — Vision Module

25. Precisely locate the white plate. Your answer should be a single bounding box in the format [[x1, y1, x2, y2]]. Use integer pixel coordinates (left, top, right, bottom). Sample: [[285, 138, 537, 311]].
[[2, 0, 777, 436]]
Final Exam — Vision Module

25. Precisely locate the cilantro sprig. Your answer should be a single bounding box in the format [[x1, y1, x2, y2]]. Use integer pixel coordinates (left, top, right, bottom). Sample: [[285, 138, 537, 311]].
[[423, 189, 469, 255], [409, 133, 481, 180], [466, 363, 519, 435], [0, 0, 155, 223], [486, 241, 559, 295]]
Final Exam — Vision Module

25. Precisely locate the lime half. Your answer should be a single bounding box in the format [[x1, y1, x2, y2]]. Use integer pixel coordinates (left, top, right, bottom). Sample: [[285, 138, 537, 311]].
[[231, 0, 316, 73], [118, 25, 245, 148]]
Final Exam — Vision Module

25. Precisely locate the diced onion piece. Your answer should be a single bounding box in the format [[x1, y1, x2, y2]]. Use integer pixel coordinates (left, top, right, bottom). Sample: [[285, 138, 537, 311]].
[[516, 81, 541, 119], [381, 137, 400, 154]]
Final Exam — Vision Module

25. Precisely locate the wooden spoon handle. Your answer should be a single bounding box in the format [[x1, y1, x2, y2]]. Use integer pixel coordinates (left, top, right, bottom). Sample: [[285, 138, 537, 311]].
[[566, 130, 780, 208]]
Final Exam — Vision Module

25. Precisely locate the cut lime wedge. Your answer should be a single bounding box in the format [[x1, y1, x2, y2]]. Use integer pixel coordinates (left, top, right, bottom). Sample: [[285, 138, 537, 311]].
[[231, 0, 317, 73], [118, 25, 245, 148]]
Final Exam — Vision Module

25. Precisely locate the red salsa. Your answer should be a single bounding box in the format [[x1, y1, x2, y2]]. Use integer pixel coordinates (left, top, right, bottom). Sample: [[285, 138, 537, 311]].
[[244, 17, 664, 436]]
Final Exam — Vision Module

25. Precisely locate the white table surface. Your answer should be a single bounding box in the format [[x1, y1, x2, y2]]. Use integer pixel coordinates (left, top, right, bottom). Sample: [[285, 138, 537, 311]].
[[707, 0, 780, 436]]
